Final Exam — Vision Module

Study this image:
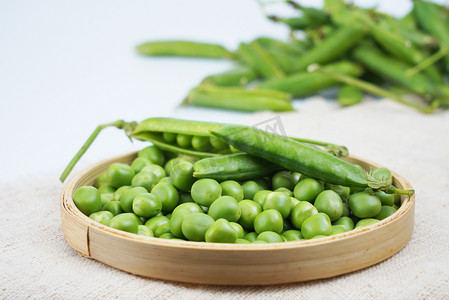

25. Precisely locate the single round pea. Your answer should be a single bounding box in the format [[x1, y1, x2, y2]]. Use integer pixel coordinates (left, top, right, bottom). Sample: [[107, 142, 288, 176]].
[[132, 193, 162, 218], [220, 180, 244, 201], [290, 197, 300, 209], [371, 168, 393, 185], [209, 135, 228, 150], [208, 196, 241, 222], [100, 193, 114, 207], [120, 187, 148, 213], [98, 184, 116, 195], [130, 157, 152, 173], [107, 163, 135, 188], [293, 178, 323, 202], [301, 213, 332, 239], [282, 230, 303, 241], [274, 187, 293, 197], [244, 231, 258, 242], [163, 132, 177, 144], [182, 213, 214, 241], [170, 161, 195, 192], [145, 215, 170, 233], [229, 222, 245, 239], [290, 201, 318, 229], [254, 209, 283, 234], [137, 225, 154, 237], [253, 190, 271, 207], [159, 177, 172, 184], [138, 146, 164, 166], [333, 216, 354, 231], [375, 191, 395, 206], [102, 200, 124, 216], [191, 135, 212, 152], [159, 233, 175, 239], [355, 218, 379, 228], [349, 192, 382, 218], [89, 211, 114, 226], [172, 202, 203, 217], [141, 164, 166, 182], [109, 213, 141, 234], [113, 185, 131, 201], [131, 171, 159, 191], [263, 192, 291, 219], [242, 181, 261, 200], [238, 200, 262, 230], [170, 203, 203, 238], [375, 205, 397, 220], [154, 222, 172, 237], [256, 231, 283, 243], [330, 225, 346, 235], [164, 157, 187, 176], [205, 219, 238, 243], [291, 172, 302, 185], [176, 134, 192, 148], [314, 190, 344, 221], [73, 186, 102, 216], [95, 172, 109, 188], [272, 171, 294, 190], [191, 179, 222, 207], [151, 183, 179, 213]]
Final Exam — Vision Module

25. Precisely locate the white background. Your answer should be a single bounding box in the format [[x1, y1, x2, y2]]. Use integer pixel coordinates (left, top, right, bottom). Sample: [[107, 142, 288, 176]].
[[0, 0, 439, 183]]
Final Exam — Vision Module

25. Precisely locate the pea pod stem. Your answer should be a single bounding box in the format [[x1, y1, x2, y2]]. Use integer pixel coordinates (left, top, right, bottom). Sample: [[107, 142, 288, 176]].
[[405, 46, 447, 77], [316, 67, 436, 114], [59, 120, 137, 182]]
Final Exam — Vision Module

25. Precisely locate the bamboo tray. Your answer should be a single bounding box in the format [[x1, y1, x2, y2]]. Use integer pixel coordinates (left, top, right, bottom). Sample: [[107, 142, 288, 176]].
[[60, 152, 415, 285]]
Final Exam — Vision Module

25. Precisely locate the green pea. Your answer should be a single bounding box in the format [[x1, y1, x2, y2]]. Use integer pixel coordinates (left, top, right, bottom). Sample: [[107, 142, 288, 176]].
[[191, 135, 212, 152], [130, 157, 152, 173], [254, 209, 283, 234], [330, 225, 346, 235], [220, 180, 244, 201], [371, 168, 393, 185], [242, 181, 262, 200], [238, 200, 262, 230], [138, 146, 164, 166], [154, 222, 172, 237], [205, 219, 238, 243], [100, 193, 114, 207], [141, 164, 166, 181], [375, 190, 395, 206], [176, 134, 193, 148], [191, 178, 222, 207], [291, 172, 302, 185], [102, 200, 124, 216], [355, 218, 379, 228], [256, 231, 283, 243], [145, 215, 170, 233], [290, 197, 300, 209], [164, 157, 188, 176], [263, 192, 291, 219], [208, 196, 241, 222], [132, 193, 162, 218], [73, 186, 102, 216], [293, 178, 323, 202], [89, 211, 114, 226], [170, 161, 196, 192], [151, 183, 179, 213], [137, 225, 154, 237], [159, 233, 175, 239], [170, 203, 203, 238], [244, 231, 258, 242], [274, 187, 293, 197], [120, 187, 148, 213], [163, 132, 177, 144], [236, 238, 251, 244], [113, 185, 131, 201], [314, 190, 344, 221], [98, 184, 116, 195], [107, 163, 135, 188], [272, 171, 294, 190], [253, 190, 271, 207], [109, 213, 141, 234], [282, 229, 303, 241], [181, 213, 214, 241], [375, 205, 397, 220], [131, 171, 159, 191], [290, 201, 318, 229], [159, 176, 173, 184], [95, 172, 109, 188], [349, 192, 382, 218], [301, 213, 332, 239], [333, 216, 354, 231], [172, 202, 203, 217], [229, 222, 245, 238], [209, 135, 228, 150]]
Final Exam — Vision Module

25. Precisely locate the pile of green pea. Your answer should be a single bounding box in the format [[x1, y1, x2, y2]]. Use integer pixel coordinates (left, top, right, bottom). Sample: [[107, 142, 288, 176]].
[[73, 145, 401, 244]]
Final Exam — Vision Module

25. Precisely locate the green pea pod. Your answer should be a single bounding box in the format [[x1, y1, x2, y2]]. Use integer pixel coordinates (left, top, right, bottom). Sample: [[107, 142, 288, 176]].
[[290, 26, 367, 73], [237, 42, 285, 79], [254, 37, 306, 56], [414, 1, 449, 71], [183, 86, 294, 112], [338, 85, 363, 107], [264, 50, 296, 73], [135, 41, 236, 60], [211, 125, 413, 195], [258, 61, 363, 97], [193, 153, 281, 181], [201, 65, 257, 87]]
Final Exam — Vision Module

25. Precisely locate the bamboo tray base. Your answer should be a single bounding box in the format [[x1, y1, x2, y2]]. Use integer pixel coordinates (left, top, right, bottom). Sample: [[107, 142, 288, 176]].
[[60, 152, 415, 285]]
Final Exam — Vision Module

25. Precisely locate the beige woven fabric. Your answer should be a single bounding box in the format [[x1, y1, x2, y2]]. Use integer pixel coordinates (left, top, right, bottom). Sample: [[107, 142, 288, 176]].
[[2, 99, 449, 299]]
